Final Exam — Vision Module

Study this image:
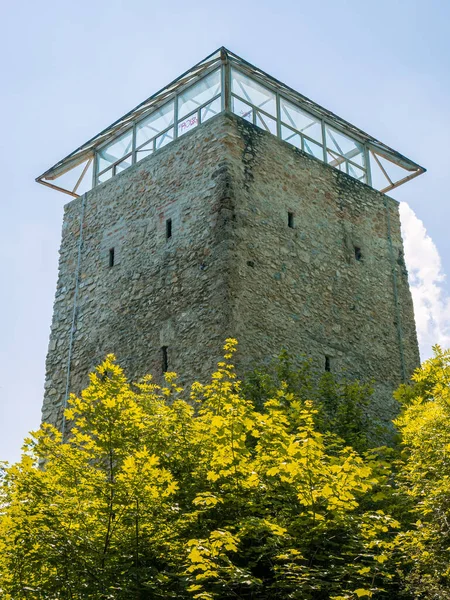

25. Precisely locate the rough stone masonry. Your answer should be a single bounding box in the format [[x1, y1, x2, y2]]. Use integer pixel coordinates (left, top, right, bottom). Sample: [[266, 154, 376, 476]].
[[42, 112, 420, 430]]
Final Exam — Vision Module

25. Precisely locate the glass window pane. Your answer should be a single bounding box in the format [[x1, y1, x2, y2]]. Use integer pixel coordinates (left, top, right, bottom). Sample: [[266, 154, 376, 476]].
[[178, 113, 199, 136], [136, 147, 153, 163], [327, 149, 348, 172], [231, 69, 276, 116], [98, 168, 113, 184], [280, 98, 322, 144], [98, 130, 133, 172], [201, 97, 221, 123], [178, 70, 221, 119], [349, 152, 365, 167], [327, 149, 345, 169], [255, 110, 277, 135], [232, 97, 253, 122], [155, 128, 174, 150], [325, 126, 365, 166], [115, 156, 132, 174], [303, 139, 323, 160], [281, 125, 301, 149], [348, 163, 367, 182], [136, 101, 175, 149]]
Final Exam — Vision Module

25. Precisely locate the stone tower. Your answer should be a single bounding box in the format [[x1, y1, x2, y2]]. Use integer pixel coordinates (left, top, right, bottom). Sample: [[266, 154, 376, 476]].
[[37, 48, 425, 432]]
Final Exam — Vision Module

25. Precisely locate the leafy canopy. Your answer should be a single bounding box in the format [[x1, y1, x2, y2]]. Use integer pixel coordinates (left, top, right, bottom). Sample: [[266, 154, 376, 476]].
[[394, 346, 450, 599], [2, 340, 445, 600]]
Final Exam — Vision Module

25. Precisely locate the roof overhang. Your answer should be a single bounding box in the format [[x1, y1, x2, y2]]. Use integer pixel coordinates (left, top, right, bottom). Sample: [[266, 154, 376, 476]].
[[36, 47, 425, 198]]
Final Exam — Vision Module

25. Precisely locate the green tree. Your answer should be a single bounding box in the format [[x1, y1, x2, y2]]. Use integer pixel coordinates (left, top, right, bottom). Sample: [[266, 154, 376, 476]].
[[242, 349, 378, 452], [395, 346, 450, 599], [0, 341, 405, 599]]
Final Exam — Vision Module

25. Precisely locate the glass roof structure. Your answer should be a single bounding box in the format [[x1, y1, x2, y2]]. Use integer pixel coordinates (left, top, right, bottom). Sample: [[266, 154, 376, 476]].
[[36, 47, 425, 198]]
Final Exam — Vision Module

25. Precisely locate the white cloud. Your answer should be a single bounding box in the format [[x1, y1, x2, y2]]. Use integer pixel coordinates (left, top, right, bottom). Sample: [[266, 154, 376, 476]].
[[400, 202, 450, 360]]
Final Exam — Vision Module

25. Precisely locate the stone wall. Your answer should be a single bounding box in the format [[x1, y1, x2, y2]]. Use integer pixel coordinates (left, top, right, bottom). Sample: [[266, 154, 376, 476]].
[[42, 112, 419, 429], [223, 117, 419, 424]]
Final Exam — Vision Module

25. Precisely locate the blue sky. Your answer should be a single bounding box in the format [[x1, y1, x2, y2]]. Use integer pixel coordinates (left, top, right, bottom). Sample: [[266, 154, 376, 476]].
[[1, 0, 449, 464]]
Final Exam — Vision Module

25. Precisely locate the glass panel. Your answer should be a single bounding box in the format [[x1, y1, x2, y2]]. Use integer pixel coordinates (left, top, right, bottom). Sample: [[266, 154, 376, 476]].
[[178, 69, 221, 119], [349, 152, 365, 167], [136, 101, 175, 149], [280, 98, 322, 144], [155, 128, 174, 150], [348, 163, 367, 182], [201, 97, 221, 123], [281, 125, 301, 149], [327, 148, 346, 169], [232, 97, 253, 122], [303, 139, 323, 160], [325, 126, 365, 167], [115, 156, 132, 173], [98, 168, 113, 184], [178, 113, 199, 137], [231, 68, 276, 116], [255, 111, 277, 135], [136, 147, 153, 163], [98, 130, 133, 173]]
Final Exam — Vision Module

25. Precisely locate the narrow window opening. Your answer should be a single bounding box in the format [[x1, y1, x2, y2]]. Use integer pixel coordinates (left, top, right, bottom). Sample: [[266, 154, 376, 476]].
[[288, 211, 294, 228], [109, 248, 115, 267], [354, 246, 362, 261], [161, 346, 168, 373], [166, 218, 172, 240], [325, 356, 331, 372]]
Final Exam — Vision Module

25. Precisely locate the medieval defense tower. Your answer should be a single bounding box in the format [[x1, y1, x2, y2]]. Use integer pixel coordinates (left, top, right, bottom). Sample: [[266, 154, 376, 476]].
[[37, 48, 425, 432]]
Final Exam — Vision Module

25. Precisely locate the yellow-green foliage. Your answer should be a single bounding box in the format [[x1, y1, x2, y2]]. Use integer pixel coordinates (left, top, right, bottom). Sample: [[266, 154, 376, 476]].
[[0, 341, 417, 599], [394, 346, 450, 599]]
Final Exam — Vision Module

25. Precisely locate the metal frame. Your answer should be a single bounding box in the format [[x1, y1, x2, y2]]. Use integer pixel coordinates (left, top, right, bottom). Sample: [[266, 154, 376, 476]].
[[95, 74, 222, 184], [36, 47, 425, 198]]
